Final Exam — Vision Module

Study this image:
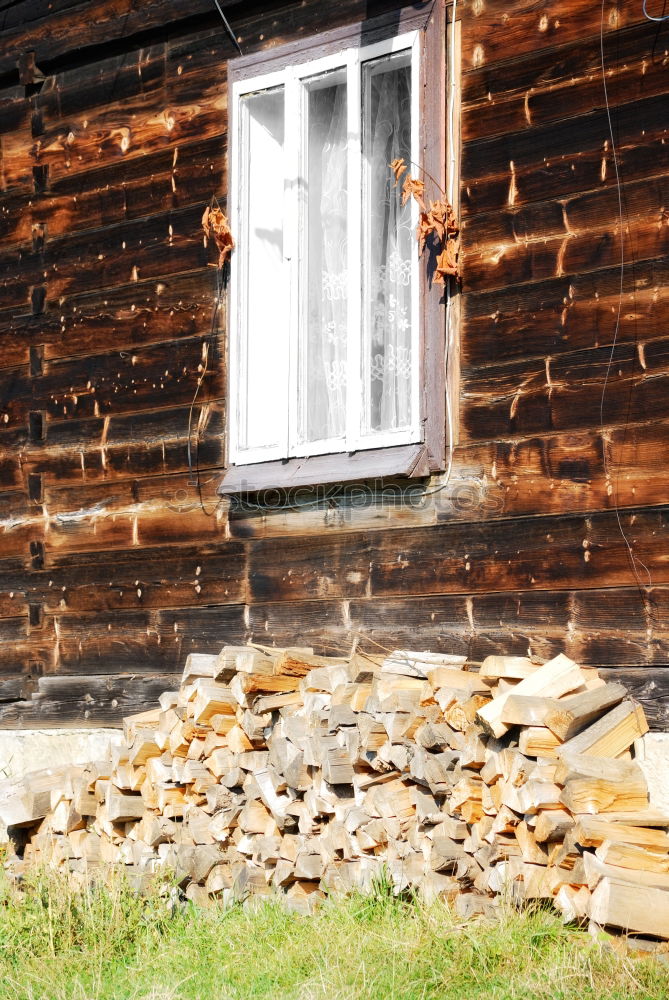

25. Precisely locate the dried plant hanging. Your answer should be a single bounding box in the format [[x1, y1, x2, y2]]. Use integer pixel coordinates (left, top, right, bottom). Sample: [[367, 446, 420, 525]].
[[390, 157, 460, 284], [202, 199, 235, 268]]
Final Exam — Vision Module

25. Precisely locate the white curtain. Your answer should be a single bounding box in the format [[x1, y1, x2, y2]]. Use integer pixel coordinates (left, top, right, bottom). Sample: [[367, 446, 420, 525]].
[[305, 80, 348, 444], [302, 59, 412, 446], [365, 59, 413, 435]]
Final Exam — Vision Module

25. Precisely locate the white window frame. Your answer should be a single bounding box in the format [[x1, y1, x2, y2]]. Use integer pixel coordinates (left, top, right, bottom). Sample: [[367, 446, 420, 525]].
[[228, 30, 421, 468]]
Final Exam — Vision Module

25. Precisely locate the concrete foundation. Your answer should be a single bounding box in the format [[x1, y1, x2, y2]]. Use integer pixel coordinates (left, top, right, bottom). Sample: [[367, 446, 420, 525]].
[[0, 729, 122, 781]]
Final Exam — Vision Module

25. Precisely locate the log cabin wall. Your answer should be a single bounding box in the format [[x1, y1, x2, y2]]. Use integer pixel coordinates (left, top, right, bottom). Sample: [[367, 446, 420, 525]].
[[0, 0, 667, 728]]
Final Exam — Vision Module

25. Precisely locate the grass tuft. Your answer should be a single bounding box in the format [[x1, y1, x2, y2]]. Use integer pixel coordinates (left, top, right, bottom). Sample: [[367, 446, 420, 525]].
[[0, 869, 666, 999]]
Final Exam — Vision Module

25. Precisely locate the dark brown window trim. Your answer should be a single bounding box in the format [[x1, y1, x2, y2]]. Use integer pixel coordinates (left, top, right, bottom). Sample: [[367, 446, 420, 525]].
[[219, 443, 430, 494], [220, 0, 449, 496], [228, 5, 436, 81]]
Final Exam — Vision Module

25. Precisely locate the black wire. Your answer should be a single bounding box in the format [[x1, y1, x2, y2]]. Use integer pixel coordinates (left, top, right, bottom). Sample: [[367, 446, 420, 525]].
[[598, 0, 652, 591], [213, 0, 244, 55]]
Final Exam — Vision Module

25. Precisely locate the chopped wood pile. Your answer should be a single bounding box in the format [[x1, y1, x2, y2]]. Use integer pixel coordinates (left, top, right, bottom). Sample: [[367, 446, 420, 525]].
[[1, 644, 668, 935]]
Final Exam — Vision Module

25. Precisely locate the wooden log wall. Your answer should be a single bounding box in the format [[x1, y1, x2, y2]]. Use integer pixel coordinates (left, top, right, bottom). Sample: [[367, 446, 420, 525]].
[[0, 0, 668, 727]]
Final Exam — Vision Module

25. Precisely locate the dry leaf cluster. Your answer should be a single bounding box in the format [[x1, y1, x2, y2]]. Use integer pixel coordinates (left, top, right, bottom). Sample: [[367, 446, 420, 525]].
[[391, 157, 460, 284], [202, 204, 235, 268]]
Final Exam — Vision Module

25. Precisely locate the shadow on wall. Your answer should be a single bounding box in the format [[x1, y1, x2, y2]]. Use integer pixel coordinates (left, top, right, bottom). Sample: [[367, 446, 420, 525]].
[[361, 0, 433, 43]]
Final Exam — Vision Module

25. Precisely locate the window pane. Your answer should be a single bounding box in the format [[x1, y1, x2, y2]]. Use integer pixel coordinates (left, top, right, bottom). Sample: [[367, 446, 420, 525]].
[[240, 87, 285, 452], [362, 52, 413, 435], [303, 73, 348, 445]]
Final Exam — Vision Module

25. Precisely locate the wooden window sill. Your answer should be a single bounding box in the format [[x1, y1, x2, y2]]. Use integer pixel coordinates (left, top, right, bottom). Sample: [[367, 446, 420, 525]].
[[218, 443, 430, 495]]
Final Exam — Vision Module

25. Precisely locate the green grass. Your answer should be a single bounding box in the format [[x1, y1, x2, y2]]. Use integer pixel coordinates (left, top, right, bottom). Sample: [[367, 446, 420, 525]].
[[0, 870, 667, 1000]]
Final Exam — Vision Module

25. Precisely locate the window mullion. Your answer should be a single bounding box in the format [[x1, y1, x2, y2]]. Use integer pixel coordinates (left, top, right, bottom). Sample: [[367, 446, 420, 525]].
[[410, 34, 421, 442], [345, 50, 362, 452], [285, 69, 301, 457], [228, 82, 242, 463]]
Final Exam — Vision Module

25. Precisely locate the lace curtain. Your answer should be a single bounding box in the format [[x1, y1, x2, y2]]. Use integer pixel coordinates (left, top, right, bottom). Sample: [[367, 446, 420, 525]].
[[304, 57, 412, 446], [305, 81, 348, 444], [364, 59, 413, 435]]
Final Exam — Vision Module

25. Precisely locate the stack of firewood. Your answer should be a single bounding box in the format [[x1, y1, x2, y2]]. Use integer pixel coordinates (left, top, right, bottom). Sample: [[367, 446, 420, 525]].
[[1, 644, 668, 935]]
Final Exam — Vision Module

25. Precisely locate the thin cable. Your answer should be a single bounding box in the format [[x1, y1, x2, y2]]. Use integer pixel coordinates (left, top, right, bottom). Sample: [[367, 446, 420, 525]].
[[186, 269, 220, 485], [213, 0, 243, 55], [643, 0, 669, 21], [599, 0, 652, 590]]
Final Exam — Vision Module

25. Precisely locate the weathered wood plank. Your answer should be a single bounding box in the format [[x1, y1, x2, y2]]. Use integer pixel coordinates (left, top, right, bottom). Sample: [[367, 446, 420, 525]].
[[0, 0, 90, 33], [244, 507, 669, 604], [16, 137, 225, 251], [462, 255, 669, 369], [0, 615, 52, 674], [0, 403, 224, 494], [0, 189, 34, 250], [463, 204, 669, 294], [0, 417, 661, 570], [0, 425, 28, 490], [447, 421, 669, 521], [227, 421, 669, 538], [461, 19, 669, 143], [36, 44, 165, 122], [248, 533, 373, 604], [461, 336, 669, 442], [0, 203, 210, 304], [460, 0, 644, 75], [349, 588, 669, 676], [23, 1, 419, 184], [0, 493, 41, 558], [367, 507, 669, 599], [0, 87, 33, 192], [0, 0, 231, 78], [0, 561, 31, 618], [0, 675, 31, 703], [248, 600, 350, 656], [228, 479, 438, 539], [0, 334, 222, 430], [40, 471, 225, 554], [0, 673, 181, 728], [0, 0, 407, 80], [34, 78, 226, 187], [17, 401, 225, 486], [462, 93, 668, 219], [42, 603, 246, 675], [599, 668, 669, 731], [0, 417, 662, 560], [30, 541, 245, 612], [0, 269, 218, 373], [464, 174, 669, 263]]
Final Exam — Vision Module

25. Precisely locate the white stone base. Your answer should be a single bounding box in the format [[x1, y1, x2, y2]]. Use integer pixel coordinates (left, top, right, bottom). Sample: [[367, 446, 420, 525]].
[[634, 733, 669, 814], [0, 729, 123, 781]]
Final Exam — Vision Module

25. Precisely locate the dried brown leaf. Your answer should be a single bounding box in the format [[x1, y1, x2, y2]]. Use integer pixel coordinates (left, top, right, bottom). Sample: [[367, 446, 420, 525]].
[[390, 157, 407, 185], [401, 175, 426, 212], [416, 211, 434, 256], [433, 236, 460, 284], [427, 197, 457, 243], [202, 204, 235, 267]]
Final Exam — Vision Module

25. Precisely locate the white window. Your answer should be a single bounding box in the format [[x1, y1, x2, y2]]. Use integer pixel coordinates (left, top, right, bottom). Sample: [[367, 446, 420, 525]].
[[228, 32, 422, 467]]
